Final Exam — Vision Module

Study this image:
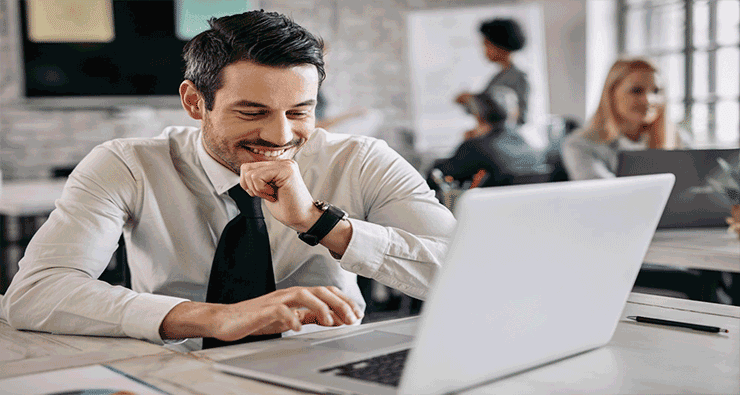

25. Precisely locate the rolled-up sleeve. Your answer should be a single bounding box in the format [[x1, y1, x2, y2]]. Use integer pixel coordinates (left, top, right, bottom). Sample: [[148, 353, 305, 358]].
[[0, 146, 187, 344], [338, 140, 456, 300]]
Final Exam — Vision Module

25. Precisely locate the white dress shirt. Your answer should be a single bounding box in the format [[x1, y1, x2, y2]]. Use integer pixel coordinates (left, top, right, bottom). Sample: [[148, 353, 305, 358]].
[[1, 127, 455, 348]]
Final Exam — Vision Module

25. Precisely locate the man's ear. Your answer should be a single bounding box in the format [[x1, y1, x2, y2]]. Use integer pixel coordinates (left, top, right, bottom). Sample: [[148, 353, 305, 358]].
[[180, 80, 205, 120]]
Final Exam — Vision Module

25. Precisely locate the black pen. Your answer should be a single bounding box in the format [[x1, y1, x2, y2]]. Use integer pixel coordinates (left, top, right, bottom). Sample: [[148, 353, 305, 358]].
[[627, 316, 729, 333]]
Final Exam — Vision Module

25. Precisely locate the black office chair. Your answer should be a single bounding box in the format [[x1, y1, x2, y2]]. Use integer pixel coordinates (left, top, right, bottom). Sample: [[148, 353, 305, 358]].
[[632, 263, 723, 303]]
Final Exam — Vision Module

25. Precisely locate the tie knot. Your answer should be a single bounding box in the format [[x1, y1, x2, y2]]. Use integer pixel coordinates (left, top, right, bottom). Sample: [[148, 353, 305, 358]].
[[228, 185, 262, 218]]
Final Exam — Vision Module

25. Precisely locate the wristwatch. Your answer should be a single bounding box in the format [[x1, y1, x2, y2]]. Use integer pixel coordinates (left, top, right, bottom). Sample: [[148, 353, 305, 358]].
[[298, 201, 349, 246]]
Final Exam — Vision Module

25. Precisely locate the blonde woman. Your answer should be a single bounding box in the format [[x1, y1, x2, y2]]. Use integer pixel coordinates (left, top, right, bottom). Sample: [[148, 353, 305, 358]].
[[561, 58, 687, 180]]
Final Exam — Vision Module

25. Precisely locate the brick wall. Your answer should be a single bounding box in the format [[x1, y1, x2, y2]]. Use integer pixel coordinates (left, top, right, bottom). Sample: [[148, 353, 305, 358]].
[[0, 0, 579, 180]]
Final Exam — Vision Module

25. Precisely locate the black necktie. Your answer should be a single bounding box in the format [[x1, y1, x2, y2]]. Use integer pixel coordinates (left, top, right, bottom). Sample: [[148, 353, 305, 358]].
[[203, 185, 281, 349]]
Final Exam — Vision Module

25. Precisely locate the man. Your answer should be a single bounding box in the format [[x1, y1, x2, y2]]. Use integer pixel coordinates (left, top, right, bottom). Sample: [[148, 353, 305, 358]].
[[1, 11, 455, 350], [432, 86, 544, 188]]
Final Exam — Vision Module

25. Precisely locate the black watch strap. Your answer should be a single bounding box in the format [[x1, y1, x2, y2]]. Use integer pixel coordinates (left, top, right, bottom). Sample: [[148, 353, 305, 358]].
[[298, 201, 348, 246]]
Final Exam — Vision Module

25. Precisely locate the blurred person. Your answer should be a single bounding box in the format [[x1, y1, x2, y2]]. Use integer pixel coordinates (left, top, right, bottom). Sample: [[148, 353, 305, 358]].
[[561, 57, 688, 181], [455, 18, 529, 125], [431, 86, 544, 188]]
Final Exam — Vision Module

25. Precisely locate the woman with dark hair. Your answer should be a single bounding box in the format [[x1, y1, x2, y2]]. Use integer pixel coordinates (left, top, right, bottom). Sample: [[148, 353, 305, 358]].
[[455, 18, 529, 125]]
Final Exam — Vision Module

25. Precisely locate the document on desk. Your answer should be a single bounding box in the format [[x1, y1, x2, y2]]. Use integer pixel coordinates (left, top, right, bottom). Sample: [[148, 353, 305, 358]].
[[0, 364, 168, 395]]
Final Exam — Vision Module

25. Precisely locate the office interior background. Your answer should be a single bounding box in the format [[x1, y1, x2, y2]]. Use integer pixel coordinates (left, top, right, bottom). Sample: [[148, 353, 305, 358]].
[[2, 0, 739, 179], [0, 0, 739, 315]]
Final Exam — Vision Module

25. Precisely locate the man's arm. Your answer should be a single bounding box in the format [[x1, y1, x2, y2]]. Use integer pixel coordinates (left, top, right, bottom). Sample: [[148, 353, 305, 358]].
[[2, 145, 361, 344], [343, 139, 456, 299], [0, 146, 183, 342], [160, 286, 362, 340], [237, 138, 456, 301], [433, 139, 489, 182]]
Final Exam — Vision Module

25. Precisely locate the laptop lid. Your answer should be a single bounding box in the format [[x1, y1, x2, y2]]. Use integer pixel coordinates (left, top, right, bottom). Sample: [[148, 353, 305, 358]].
[[399, 173, 674, 394], [214, 174, 675, 395], [616, 148, 739, 228]]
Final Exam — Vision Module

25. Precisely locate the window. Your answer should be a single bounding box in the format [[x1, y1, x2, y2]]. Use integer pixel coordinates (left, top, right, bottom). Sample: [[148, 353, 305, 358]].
[[619, 0, 740, 146]]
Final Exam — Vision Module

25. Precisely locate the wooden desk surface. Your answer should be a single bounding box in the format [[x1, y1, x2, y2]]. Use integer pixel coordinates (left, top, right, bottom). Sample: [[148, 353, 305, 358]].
[[3, 293, 732, 394], [0, 318, 171, 380], [645, 228, 740, 273]]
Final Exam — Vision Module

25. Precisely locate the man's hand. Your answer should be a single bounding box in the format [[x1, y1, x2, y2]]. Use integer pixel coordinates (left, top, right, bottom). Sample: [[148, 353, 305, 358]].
[[238, 159, 320, 232], [238, 157, 354, 257], [160, 286, 364, 341]]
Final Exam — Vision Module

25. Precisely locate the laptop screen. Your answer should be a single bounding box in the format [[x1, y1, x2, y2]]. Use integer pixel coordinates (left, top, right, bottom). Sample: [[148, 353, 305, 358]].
[[617, 148, 740, 228]]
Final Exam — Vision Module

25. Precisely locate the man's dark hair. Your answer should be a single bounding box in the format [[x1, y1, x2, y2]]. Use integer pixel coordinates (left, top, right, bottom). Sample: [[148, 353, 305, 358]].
[[183, 10, 325, 110]]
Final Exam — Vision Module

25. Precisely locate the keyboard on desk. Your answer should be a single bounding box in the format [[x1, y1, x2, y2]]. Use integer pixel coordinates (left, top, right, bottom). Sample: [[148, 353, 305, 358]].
[[319, 348, 410, 387]]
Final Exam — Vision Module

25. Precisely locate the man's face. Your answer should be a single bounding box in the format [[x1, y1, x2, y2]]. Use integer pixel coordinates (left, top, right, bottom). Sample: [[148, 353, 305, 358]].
[[201, 61, 319, 173]]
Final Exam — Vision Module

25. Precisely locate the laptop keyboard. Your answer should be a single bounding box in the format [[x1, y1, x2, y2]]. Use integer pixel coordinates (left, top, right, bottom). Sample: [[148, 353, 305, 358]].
[[318, 348, 410, 387]]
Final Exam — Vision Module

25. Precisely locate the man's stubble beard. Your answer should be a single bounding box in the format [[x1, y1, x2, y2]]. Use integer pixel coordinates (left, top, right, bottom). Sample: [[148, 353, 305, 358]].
[[201, 114, 241, 174]]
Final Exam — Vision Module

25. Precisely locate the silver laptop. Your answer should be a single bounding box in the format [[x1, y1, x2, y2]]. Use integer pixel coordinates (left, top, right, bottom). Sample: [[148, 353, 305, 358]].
[[214, 174, 675, 395], [617, 148, 739, 228]]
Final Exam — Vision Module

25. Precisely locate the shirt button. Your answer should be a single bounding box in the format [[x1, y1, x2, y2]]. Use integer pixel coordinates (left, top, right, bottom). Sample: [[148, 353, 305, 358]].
[[352, 264, 361, 271]]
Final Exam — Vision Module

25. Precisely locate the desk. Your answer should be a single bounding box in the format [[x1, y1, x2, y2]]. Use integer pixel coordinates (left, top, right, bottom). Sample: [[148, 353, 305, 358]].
[[1, 293, 737, 394], [0, 318, 171, 380], [645, 228, 740, 273], [0, 179, 67, 292], [640, 228, 740, 305], [0, 179, 67, 217]]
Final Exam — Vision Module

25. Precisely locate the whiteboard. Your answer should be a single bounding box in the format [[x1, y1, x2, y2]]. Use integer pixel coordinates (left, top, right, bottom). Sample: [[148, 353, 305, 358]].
[[406, 4, 549, 157]]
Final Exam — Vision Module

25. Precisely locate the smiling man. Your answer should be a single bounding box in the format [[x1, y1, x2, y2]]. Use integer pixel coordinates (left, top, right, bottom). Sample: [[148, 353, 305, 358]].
[[1, 11, 455, 351]]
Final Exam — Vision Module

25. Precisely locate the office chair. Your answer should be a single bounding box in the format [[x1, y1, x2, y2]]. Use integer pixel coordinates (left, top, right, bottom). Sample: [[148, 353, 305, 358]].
[[633, 263, 723, 304]]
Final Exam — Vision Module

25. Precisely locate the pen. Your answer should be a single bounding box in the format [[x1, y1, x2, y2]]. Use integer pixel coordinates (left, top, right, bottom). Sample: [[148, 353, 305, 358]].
[[627, 316, 729, 333], [102, 365, 172, 394]]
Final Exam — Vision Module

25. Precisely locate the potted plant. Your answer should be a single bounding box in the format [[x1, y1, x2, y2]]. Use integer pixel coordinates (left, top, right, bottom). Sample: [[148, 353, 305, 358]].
[[707, 153, 740, 235]]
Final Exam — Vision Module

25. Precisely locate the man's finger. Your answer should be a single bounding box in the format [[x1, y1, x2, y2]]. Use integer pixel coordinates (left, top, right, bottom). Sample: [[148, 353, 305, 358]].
[[313, 286, 361, 324], [325, 286, 364, 321], [301, 310, 344, 327], [279, 288, 336, 326]]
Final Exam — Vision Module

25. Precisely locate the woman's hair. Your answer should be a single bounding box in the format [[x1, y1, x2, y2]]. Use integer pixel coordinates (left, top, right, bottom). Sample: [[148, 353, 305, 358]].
[[479, 18, 526, 52], [585, 57, 676, 149], [182, 10, 325, 111]]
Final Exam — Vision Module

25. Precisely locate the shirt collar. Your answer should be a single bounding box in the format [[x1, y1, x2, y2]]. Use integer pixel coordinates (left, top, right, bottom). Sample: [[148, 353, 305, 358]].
[[196, 132, 240, 195]]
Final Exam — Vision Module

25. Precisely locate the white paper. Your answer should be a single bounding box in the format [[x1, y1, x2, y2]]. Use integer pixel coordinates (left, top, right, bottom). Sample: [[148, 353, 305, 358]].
[[0, 365, 166, 395]]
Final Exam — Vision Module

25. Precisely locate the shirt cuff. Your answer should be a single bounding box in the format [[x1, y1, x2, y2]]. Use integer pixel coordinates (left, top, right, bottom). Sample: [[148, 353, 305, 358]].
[[121, 293, 189, 345], [339, 218, 388, 277]]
